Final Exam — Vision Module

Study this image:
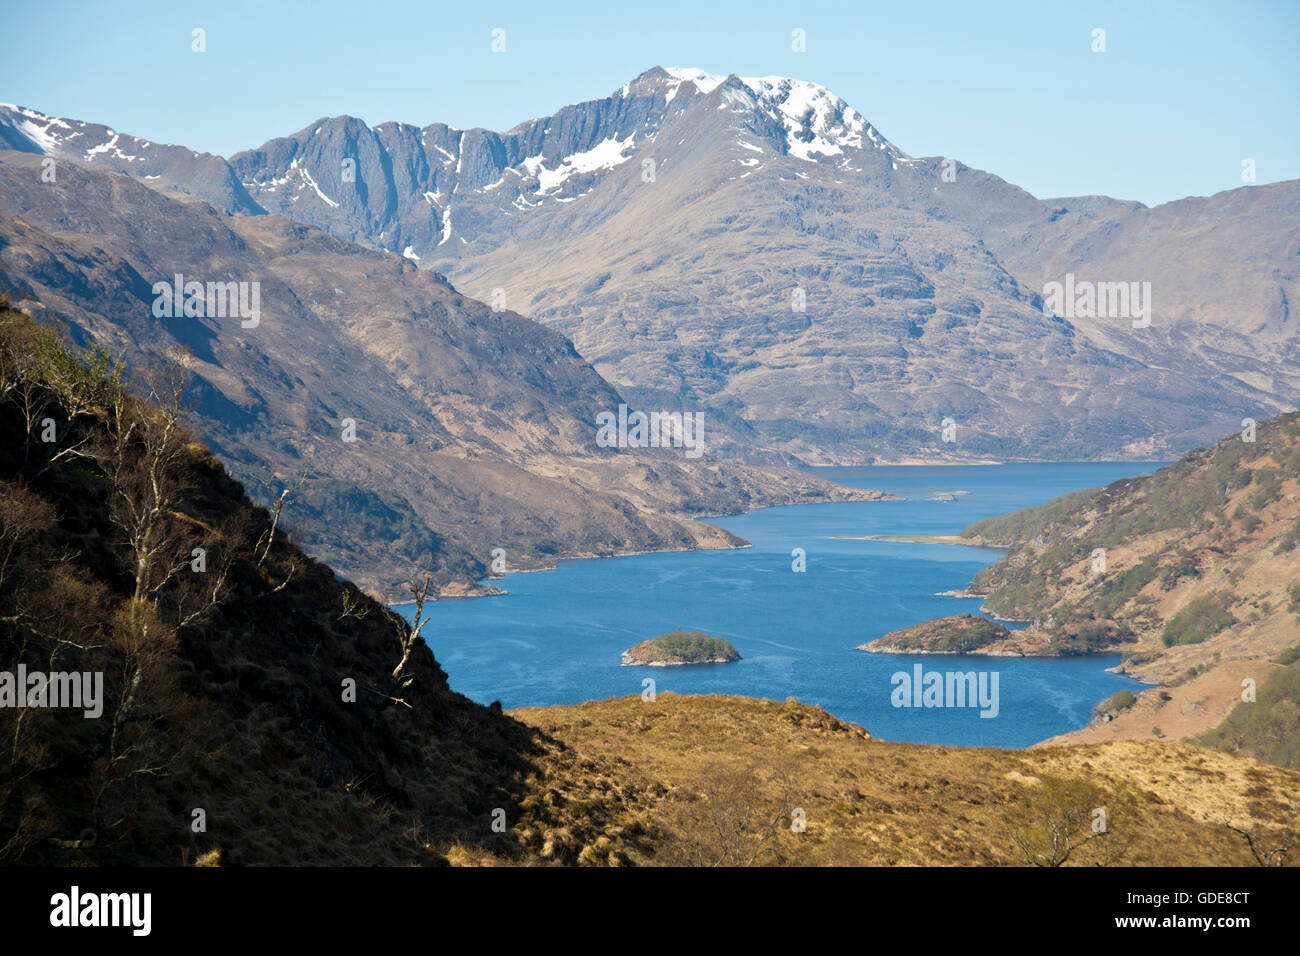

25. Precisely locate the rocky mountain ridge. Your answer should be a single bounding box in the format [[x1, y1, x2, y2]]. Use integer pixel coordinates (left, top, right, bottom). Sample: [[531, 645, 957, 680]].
[[7, 66, 1291, 462]]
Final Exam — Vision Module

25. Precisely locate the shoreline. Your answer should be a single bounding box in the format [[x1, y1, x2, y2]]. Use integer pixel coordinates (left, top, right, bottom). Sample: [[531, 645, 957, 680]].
[[830, 533, 1006, 548], [391, 489, 903, 605], [390, 541, 763, 608], [392, 479, 1142, 750], [800, 457, 1174, 468]]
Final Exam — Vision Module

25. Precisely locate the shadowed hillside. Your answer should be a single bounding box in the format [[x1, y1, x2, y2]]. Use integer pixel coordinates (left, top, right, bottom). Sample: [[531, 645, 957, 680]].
[[0, 303, 642, 865]]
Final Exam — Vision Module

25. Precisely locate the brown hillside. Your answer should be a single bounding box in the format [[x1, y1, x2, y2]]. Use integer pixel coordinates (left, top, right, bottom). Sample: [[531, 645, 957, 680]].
[[510, 693, 1299, 866]]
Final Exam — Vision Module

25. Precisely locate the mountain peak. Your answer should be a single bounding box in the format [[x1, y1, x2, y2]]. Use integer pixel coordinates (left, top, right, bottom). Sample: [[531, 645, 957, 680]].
[[662, 66, 731, 95], [625, 67, 909, 165]]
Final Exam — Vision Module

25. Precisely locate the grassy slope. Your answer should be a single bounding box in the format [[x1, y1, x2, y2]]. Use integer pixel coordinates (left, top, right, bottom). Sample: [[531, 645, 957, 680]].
[[509, 694, 1299, 866], [951, 414, 1300, 760]]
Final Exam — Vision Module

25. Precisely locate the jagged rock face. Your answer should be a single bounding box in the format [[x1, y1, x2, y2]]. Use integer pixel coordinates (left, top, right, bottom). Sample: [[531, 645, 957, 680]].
[[223, 67, 915, 270], [226, 67, 1296, 461], [5, 67, 1297, 461]]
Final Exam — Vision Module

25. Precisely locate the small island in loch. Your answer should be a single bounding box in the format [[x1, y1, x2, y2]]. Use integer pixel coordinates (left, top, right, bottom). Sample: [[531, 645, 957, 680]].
[[621, 629, 742, 666], [858, 613, 1041, 656]]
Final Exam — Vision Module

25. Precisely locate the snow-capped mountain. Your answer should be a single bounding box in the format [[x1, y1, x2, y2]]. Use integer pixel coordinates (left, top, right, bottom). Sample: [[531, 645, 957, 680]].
[[219, 66, 921, 258], [657, 67, 912, 165], [0, 103, 263, 214], [2, 68, 1295, 461]]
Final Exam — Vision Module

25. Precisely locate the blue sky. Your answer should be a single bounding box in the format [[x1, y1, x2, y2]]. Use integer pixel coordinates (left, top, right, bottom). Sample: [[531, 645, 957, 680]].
[[1, 0, 1296, 205]]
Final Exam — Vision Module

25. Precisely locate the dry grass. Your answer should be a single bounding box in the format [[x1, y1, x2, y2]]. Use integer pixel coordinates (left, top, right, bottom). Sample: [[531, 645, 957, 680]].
[[508, 693, 1300, 866]]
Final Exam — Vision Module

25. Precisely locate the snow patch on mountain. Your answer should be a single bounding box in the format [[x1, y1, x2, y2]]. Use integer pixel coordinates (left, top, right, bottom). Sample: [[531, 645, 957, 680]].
[[84, 132, 141, 163], [720, 86, 757, 111], [655, 68, 908, 165], [741, 76, 870, 162], [19, 119, 65, 153], [0, 106, 86, 154], [530, 134, 636, 195], [297, 164, 339, 208]]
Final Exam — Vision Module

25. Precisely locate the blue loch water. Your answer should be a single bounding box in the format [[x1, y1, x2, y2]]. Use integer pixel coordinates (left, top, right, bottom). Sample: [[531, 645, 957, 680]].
[[397, 463, 1162, 747]]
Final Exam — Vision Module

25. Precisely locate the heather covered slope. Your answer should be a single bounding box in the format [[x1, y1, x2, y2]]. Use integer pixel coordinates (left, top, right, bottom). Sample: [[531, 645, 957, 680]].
[[510, 694, 1299, 866], [960, 413, 1299, 654], [0, 152, 886, 599], [928, 413, 1300, 757]]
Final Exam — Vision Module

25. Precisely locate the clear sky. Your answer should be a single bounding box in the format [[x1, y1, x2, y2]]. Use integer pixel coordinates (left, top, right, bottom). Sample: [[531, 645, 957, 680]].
[[2, 0, 1296, 206]]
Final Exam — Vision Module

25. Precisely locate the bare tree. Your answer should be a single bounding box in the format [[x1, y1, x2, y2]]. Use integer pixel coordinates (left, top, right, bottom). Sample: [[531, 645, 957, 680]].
[[255, 487, 291, 568], [0, 322, 215, 854], [1225, 803, 1296, 866], [392, 576, 432, 685], [101, 351, 192, 609], [1003, 774, 1134, 867], [664, 763, 798, 866], [249, 475, 307, 597], [336, 585, 370, 623], [84, 348, 228, 768], [172, 529, 233, 630]]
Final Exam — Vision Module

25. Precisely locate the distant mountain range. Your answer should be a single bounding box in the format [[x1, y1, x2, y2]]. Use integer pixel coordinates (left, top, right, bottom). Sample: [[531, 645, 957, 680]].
[[5, 66, 1294, 462], [0, 152, 880, 598]]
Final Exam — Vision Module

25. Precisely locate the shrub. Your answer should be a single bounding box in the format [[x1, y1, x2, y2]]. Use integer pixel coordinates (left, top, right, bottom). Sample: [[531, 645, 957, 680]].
[[1250, 469, 1282, 510], [1232, 505, 1261, 536], [1094, 689, 1137, 717], [1161, 590, 1238, 647], [1276, 517, 1300, 554]]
